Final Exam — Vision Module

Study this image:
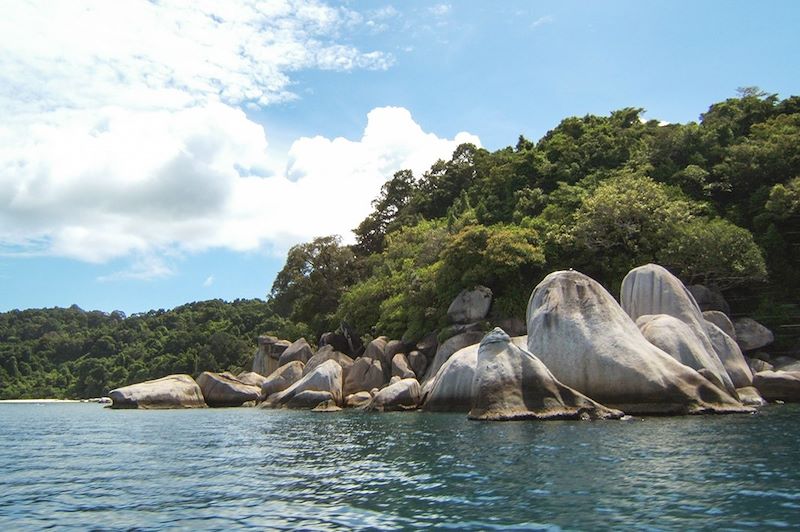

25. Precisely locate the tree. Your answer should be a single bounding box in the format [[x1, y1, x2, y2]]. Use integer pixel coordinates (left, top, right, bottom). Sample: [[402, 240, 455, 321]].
[[269, 236, 357, 336]]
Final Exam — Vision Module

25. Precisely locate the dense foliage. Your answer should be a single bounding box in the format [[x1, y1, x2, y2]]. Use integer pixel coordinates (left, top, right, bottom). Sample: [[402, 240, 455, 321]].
[[273, 89, 799, 349], [1, 89, 798, 399], [0, 300, 308, 399]]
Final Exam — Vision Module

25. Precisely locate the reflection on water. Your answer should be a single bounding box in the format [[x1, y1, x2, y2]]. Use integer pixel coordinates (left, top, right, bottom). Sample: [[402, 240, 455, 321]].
[[1, 404, 799, 530]]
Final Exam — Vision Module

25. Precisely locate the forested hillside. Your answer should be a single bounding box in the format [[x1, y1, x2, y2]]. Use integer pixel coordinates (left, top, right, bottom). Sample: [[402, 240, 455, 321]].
[[1, 89, 798, 399], [271, 88, 799, 347]]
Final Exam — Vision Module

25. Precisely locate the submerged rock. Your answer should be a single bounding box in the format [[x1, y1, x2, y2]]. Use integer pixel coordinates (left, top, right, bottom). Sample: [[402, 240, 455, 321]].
[[109, 374, 206, 409], [197, 372, 261, 407], [469, 328, 623, 421], [366, 378, 422, 412], [527, 270, 747, 415]]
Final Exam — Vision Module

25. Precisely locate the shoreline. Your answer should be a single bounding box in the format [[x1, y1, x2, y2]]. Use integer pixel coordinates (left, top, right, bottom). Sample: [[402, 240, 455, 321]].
[[0, 398, 109, 404]]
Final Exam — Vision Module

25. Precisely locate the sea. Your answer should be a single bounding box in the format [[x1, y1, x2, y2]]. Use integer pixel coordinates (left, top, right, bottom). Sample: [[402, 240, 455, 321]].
[[1, 403, 800, 530]]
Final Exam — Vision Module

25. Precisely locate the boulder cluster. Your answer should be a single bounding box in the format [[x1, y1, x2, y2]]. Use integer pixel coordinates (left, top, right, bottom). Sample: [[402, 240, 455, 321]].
[[109, 264, 799, 419]]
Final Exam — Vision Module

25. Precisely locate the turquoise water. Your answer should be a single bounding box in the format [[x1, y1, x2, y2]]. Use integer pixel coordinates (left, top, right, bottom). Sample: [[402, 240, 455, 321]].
[[2, 404, 800, 530]]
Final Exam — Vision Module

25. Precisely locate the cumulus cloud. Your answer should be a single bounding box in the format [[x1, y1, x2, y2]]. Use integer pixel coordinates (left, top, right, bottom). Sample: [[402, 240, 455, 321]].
[[0, 1, 480, 271]]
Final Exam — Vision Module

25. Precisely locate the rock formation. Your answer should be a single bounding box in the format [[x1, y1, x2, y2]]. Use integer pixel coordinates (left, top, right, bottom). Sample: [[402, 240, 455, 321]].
[[527, 270, 747, 414], [447, 286, 493, 324], [261, 361, 305, 398], [343, 357, 384, 396], [366, 378, 422, 411], [621, 264, 735, 395], [704, 321, 753, 388], [236, 371, 268, 388], [264, 359, 343, 408], [109, 374, 206, 409], [303, 345, 354, 380], [469, 328, 623, 421], [753, 370, 800, 402], [734, 318, 775, 352], [196, 372, 261, 407], [423, 331, 485, 383], [391, 353, 416, 379], [278, 338, 314, 367]]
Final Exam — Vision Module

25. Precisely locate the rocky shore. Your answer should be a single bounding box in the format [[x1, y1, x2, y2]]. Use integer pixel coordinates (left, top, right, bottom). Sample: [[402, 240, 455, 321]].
[[109, 263, 798, 418]]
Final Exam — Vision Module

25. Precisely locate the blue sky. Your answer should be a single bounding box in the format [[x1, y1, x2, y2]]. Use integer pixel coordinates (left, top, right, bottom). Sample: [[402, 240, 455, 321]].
[[0, 0, 798, 314]]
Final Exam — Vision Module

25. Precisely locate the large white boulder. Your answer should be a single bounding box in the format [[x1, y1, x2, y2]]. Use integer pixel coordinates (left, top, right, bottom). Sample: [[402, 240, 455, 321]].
[[527, 270, 747, 415], [265, 359, 343, 408], [469, 329, 623, 421], [109, 374, 206, 409], [423, 336, 527, 412], [636, 314, 736, 394], [303, 345, 353, 380], [261, 361, 305, 398], [621, 264, 734, 395]]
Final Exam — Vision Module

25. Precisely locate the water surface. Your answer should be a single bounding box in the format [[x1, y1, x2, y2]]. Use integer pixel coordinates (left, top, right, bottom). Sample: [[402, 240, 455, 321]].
[[2, 403, 800, 530]]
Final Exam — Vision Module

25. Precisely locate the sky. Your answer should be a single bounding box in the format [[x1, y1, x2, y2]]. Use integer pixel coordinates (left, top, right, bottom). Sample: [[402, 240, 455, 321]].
[[0, 0, 798, 314]]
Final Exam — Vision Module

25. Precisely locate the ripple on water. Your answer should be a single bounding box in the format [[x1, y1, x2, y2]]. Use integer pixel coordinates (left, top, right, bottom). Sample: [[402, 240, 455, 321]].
[[2, 404, 800, 530]]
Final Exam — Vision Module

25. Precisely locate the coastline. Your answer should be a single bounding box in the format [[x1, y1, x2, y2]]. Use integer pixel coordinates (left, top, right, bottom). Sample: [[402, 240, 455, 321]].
[[0, 398, 109, 404]]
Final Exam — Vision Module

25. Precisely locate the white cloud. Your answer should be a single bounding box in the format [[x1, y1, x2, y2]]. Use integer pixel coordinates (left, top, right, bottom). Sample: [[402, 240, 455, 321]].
[[0, 1, 483, 272], [203, 276, 215, 287], [531, 15, 554, 28], [428, 4, 452, 17], [1, 103, 478, 263]]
